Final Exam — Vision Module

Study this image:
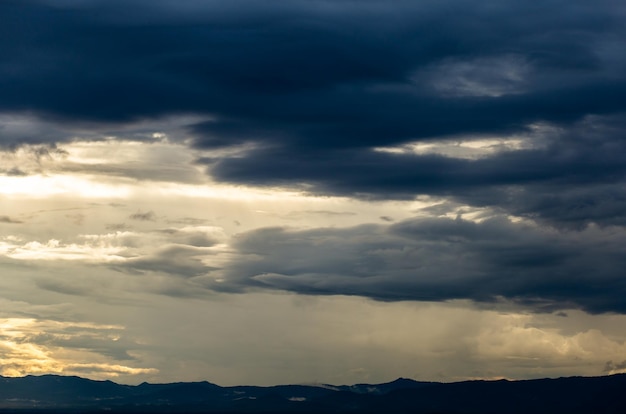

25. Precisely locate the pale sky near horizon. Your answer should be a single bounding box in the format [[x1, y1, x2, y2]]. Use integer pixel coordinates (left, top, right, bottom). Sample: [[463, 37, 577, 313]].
[[2, 0, 626, 386]]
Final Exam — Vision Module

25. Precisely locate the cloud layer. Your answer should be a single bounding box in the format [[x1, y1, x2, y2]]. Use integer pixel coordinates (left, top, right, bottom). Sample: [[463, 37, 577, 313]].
[[2, 0, 625, 227], [208, 216, 626, 313], [2, 0, 626, 384]]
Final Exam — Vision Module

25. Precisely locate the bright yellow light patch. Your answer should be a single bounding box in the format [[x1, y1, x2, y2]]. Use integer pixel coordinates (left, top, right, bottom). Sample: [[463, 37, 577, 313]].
[[0, 318, 156, 379], [0, 175, 133, 198]]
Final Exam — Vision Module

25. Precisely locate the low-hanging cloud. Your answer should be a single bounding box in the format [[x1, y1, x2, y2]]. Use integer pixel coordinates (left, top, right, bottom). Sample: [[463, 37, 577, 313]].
[[209, 216, 626, 314]]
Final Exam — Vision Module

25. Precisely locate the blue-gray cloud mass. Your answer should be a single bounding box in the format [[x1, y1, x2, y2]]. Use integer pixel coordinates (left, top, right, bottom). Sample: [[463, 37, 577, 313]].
[[205, 216, 626, 314], [2, 0, 626, 313]]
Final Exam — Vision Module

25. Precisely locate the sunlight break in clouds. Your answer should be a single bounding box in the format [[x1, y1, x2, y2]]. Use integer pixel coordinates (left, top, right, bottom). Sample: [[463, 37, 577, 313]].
[[0, 236, 127, 262], [0, 140, 342, 202], [0, 175, 133, 198], [0, 318, 157, 380]]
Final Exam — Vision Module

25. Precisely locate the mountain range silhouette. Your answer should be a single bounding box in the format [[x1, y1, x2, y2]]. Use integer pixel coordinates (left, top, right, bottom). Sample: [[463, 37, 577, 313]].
[[1, 373, 625, 413]]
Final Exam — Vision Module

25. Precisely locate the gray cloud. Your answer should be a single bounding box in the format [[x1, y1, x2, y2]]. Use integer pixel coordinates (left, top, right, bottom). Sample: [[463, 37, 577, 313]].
[[0, 215, 22, 224], [154, 228, 219, 247], [166, 217, 210, 226], [21, 329, 136, 361], [209, 217, 626, 313], [604, 360, 626, 373], [115, 244, 217, 278], [0, 167, 27, 176], [129, 211, 157, 222], [105, 223, 132, 231], [35, 278, 93, 296]]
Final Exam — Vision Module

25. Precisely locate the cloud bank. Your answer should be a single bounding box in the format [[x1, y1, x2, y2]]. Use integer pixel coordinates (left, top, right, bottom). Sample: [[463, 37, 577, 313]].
[[2, 0, 626, 384]]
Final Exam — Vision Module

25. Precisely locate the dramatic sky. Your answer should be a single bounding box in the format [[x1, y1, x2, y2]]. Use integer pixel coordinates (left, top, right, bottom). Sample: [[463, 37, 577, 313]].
[[2, 0, 626, 386]]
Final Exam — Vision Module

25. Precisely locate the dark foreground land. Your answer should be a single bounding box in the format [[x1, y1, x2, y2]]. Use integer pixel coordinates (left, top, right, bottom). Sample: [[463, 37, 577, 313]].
[[1, 373, 626, 414]]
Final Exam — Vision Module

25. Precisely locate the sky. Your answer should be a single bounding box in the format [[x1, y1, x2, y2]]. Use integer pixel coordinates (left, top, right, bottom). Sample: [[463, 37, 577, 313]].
[[1, 0, 626, 386]]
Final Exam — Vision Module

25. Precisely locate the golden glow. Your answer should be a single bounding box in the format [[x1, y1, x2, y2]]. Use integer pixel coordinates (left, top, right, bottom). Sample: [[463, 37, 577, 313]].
[[0, 171, 333, 203], [0, 140, 349, 202], [0, 318, 156, 379], [0, 167, 344, 203], [0, 175, 133, 198]]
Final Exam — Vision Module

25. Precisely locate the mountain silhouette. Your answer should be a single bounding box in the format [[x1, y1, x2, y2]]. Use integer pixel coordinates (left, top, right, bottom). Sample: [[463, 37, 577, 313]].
[[1, 374, 625, 413]]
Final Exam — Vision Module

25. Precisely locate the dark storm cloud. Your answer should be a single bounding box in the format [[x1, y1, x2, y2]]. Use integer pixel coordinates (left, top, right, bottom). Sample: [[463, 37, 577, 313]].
[[3, 0, 626, 312], [2, 0, 624, 127], [209, 114, 626, 227], [211, 216, 626, 313], [2, 0, 625, 195]]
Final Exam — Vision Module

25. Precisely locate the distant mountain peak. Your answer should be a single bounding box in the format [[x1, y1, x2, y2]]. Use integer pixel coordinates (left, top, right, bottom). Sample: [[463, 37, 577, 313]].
[[388, 377, 419, 384]]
